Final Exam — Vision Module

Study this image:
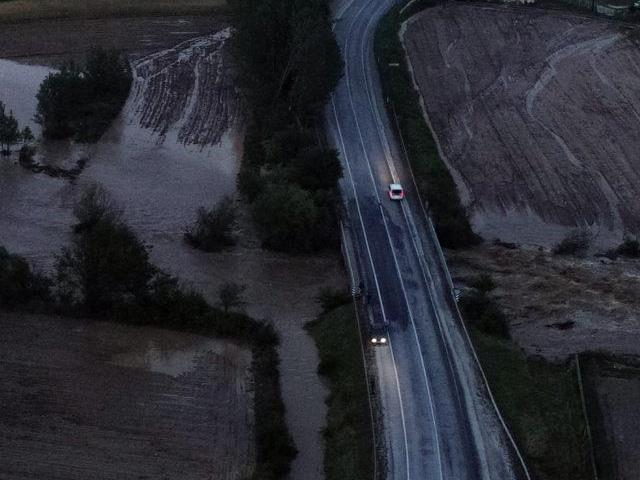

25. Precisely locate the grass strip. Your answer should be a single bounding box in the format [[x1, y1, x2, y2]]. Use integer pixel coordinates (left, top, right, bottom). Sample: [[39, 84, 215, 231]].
[[306, 304, 374, 480], [374, 2, 479, 249], [472, 329, 591, 480]]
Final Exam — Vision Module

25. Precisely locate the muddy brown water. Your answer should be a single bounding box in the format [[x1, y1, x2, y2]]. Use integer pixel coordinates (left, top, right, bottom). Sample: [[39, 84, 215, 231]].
[[0, 20, 340, 480]]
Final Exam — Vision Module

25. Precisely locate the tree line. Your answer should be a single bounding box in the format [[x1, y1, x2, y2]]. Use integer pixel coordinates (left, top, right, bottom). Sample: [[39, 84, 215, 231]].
[[230, 0, 344, 253], [0, 101, 34, 156]]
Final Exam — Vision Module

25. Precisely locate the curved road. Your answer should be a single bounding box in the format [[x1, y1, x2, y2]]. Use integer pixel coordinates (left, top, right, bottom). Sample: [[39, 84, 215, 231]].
[[327, 1, 526, 479]]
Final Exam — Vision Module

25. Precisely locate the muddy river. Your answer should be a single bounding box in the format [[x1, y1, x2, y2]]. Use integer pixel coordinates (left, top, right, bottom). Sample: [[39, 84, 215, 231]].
[[0, 20, 341, 480]]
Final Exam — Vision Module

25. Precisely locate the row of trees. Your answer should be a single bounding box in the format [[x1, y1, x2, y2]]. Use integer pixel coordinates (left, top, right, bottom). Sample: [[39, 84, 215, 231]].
[[0, 101, 34, 155], [35, 48, 132, 142], [231, 0, 344, 253]]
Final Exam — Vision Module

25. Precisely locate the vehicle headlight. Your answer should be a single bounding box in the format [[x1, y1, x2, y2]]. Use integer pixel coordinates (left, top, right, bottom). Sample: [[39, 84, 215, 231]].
[[371, 338, 378, 344], [380, 337, 387, 344]]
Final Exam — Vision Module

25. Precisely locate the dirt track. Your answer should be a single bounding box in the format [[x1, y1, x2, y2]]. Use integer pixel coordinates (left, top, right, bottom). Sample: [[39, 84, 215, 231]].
[[403, 4, 640, 247], [0, 312, 253, 480]]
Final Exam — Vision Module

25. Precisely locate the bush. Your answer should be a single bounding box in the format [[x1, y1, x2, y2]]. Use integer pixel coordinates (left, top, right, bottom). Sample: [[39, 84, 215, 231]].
[[184, 196, 237, 252], [553, 229, 592, 256], [0, 246, 51, 308], [459, 290, 509, 338], [36, 48, 132, 142], [469, 274, 496, 293], [73, 183, 122, 233], [316, 287, 352, 313], [218, 281, 247, 312], [616, 236, 640, 258]]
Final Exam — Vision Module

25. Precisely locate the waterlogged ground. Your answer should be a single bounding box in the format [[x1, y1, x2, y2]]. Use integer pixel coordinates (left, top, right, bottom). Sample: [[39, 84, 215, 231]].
[[0, 18, 341, 480], [0, 312, 253, 480]]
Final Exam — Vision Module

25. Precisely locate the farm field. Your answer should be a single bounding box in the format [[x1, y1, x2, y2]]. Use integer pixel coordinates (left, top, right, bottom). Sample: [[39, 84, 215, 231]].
[[0, 0, 226, 23], [403, 4, 640, 248], [0, 312, 253, 480]]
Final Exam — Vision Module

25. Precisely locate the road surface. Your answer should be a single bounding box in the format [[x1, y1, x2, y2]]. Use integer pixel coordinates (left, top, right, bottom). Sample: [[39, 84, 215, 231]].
[[327, 1, 528, 479]]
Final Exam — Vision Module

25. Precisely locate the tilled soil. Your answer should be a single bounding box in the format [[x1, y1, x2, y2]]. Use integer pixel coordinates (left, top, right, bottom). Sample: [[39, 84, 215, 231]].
[[448, 245, 640, 360], [403, 4, 640, 248], [0, 312, 253, 480], [131, 28, 238, 146], [0, 15, 230, 66]]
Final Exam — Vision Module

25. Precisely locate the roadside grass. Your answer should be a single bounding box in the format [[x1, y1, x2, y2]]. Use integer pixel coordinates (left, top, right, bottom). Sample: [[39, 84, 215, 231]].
[[472, 329, 592, 480], [306, 304, 374, 480], [374, 3, 480, 249], [0, 0, 227, 23]]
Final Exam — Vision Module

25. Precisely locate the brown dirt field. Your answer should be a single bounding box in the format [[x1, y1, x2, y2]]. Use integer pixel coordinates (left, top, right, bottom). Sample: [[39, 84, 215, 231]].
[[0, 311, 253, 480], [447, 245, 640, 360], [0, 0, 226, 24], [403, 4, 640, 248], [0, 15, 230, 66]]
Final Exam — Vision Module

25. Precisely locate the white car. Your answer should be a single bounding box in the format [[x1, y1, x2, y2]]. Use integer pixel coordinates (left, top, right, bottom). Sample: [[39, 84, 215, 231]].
[[388, 183, 404, 200]]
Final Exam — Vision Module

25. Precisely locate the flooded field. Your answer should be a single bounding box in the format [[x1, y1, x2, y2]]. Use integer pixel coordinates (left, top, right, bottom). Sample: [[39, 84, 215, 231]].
[[0, 312, 253, 480], [403, 4, 640, 248], [0, 16, 340, 479]]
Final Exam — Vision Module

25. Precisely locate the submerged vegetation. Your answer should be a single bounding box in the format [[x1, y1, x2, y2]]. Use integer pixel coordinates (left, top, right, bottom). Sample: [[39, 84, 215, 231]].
[[35, 48, 132, 142], [231, 0, 343, 253]]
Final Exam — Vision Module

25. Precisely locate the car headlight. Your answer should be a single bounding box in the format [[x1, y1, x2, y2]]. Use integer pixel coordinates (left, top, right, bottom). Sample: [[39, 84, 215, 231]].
[[371, 338, 378, 344], [380, 337, 387, 344]]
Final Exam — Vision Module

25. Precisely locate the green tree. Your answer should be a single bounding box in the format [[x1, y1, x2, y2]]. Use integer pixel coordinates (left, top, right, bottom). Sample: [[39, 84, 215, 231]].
[[0, 246, 50, 308], [56, 217, 157, 314], [21, 126, 34, 145], [184, 196, 237, 252], [288, 146, 342, 191], [251, 182, 319, 252], [218, 282, 247, 312], [0, 102, 20, 154]]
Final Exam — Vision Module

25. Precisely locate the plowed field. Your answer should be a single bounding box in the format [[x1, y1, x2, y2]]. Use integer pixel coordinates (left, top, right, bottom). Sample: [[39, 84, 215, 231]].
[[403, 4, 640, 247]]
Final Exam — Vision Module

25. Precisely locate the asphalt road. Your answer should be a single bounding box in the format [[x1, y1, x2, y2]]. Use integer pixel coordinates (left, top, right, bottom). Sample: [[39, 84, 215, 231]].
[[327, 1, 527, 479]]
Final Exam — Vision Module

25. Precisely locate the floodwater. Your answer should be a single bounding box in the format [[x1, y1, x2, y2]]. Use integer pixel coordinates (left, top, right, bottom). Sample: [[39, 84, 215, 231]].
[[0, 27, 341, 480]]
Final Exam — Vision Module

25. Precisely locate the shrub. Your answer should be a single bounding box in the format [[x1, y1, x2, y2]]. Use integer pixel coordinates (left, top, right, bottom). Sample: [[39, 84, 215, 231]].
[[0, 246, 51, 308], [317, 287, 351, 313], [616, 236, 640, 258], [73, 183, 122, 233], [184, 196, 237, 252], [553, 229, 592, 256], [469, 274, 496, 293], [459, 290, 509, 338], [218, 281, 247, 312]]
